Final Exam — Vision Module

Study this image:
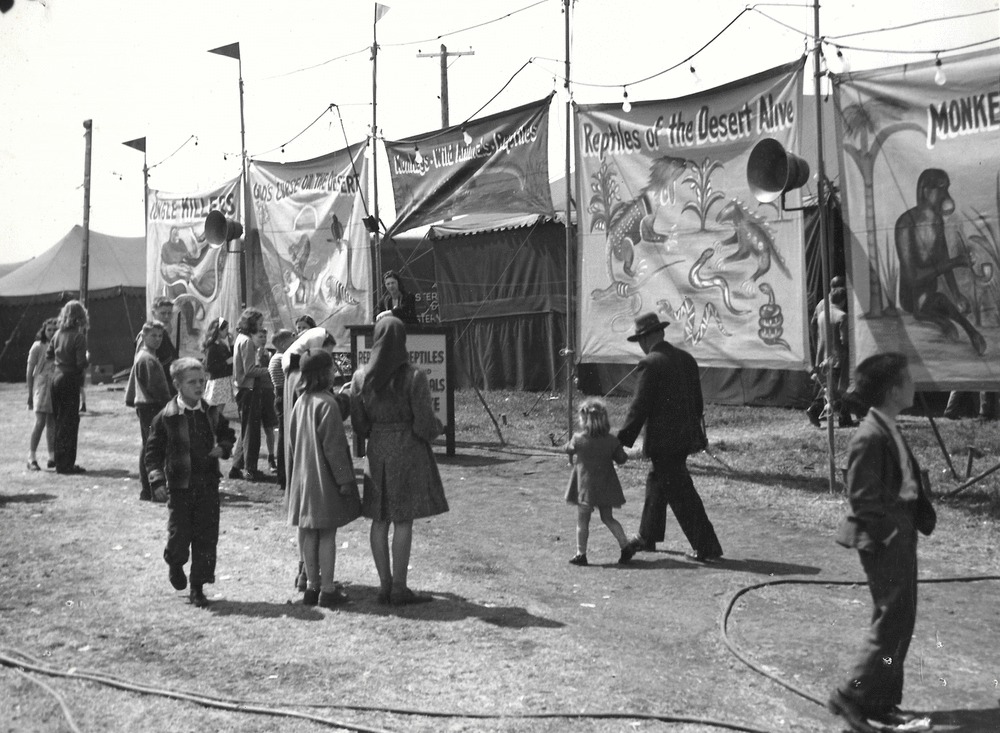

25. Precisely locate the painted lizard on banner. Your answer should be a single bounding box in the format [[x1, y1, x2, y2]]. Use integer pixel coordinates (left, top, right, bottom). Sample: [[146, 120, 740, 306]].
[[715, 199, 790, 291], [606, 156, 689, 277]]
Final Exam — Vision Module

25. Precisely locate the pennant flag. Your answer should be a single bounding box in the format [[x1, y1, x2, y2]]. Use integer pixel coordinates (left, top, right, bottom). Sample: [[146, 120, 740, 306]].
[[208, 42, 241, 60], [375, 3, 390, 22], [122, 137, 146, 153]]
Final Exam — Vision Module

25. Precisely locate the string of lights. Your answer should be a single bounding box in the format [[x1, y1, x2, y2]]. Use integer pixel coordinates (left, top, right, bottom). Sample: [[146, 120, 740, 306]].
[[147, 135, 198, 171]]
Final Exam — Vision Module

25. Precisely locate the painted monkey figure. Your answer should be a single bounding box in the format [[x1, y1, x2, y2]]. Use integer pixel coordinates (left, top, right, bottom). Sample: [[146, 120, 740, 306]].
[[894, 168, 986, 355], [606, 156, 688, 277]]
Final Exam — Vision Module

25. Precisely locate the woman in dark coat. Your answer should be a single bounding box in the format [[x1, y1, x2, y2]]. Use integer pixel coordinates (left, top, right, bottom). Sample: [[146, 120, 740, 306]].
[[350, 316, 447, 605], [375, 270, 418, 324], [47, 300, 89, 474]]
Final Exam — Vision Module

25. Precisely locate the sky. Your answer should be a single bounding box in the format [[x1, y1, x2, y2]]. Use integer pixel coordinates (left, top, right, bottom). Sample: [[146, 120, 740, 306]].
[[0, 0, 997, 265]]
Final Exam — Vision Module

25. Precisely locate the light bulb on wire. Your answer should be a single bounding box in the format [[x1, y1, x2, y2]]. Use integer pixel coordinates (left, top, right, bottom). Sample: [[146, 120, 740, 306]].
[[836, 47, 850, 74], [689, 65, 701, 85], [462, 129, 473, 145], [414, 145, 423, 164], [934, 56, 946, 86], [621, 88, 632, 113]]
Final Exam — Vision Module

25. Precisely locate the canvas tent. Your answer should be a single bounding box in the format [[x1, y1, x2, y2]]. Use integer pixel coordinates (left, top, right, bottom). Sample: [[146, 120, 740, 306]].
[[385, 213, 572, 391], [0, 226, 146, 382]]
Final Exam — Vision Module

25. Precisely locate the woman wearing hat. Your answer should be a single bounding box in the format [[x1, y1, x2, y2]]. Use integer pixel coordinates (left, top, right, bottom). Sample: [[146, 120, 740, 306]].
[[349, 315, 448, 605], [286, 349, 362, 607]]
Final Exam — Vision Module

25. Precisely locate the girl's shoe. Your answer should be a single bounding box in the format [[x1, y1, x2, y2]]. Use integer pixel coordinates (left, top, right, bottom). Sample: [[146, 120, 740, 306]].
[[27, 460, 41, 471], [389, 587, 432, 606], [303, 588, 319, 606], [568, 553, 588, 566], [618, 545, 636, 565], [319, 587, 349, 608]]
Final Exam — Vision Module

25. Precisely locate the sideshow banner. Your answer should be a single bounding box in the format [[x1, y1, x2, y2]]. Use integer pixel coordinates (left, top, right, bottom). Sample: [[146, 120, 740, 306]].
[[576, 59, 808, 369], [834, 48, 1000, 389], [147, 178, 242, 359], [248, 144, 371, 349], [384, 95, 554, 237]]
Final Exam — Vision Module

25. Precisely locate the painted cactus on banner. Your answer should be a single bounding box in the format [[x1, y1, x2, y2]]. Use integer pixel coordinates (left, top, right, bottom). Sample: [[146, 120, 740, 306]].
[[147, 177, 242, 359], [577, 59, 808, 370], [248, 143, 371, 348], [834, 48, 1000, 389]]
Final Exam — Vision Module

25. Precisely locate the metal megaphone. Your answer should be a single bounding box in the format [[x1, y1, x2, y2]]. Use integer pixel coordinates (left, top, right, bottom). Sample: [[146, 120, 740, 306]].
[[205, 210, 244, 245], [746, 138, 810, 204]]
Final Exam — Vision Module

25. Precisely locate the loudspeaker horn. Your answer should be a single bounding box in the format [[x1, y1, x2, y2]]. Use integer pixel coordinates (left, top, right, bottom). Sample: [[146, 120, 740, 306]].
[[746, 138, 810, 204], [205, 210, 244, 245]]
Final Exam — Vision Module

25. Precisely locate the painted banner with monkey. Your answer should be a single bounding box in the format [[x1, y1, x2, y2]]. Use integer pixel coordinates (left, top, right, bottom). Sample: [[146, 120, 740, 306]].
[[247, 143, 371, 350], [147, 177, 242, 359], [576, 59, 808, 369], [834, 48, 1000, 389]]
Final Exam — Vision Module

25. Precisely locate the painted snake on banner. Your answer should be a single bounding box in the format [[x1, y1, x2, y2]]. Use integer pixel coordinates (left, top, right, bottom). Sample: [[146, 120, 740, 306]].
[[688, 247, 750, 315], [757, 282, 790, 349], [656, 296, 731, 345]]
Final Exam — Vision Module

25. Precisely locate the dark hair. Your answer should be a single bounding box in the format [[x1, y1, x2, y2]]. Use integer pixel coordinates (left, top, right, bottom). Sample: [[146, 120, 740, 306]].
[[272, 328, 295, 351], [35, 317, 59, 343], [853, 352, 908, 409], [295, 315, 317, 330], [141, 320, 167, 338], [236, 308, 264, 335], [201, 317, 229, 352], [152, 296, 174, 310], [830, 287, 847, 309], [382, 270, 408, 294], [299, 349, 334, 393]]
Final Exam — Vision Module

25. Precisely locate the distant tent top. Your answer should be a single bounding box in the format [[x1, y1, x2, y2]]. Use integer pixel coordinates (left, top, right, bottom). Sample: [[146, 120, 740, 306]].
[[0, 225, 145, 297]]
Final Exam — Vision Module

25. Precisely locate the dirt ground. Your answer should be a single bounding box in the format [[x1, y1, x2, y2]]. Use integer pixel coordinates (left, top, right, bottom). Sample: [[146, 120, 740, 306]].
[[1, 384, 999, 733]]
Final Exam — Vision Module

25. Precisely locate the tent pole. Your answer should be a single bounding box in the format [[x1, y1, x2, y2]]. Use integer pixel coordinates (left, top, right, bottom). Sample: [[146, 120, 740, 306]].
[[563, 0, 575, 441], [80, 120, 93, 309], [813, 1, 837, 492], [371, 7, 384, 304]]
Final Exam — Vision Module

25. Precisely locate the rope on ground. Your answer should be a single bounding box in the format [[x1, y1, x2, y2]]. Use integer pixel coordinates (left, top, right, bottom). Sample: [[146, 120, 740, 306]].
[[0, 647, 777, 733], [719, 574, 1000, 708], [10, 666, 84, 733]]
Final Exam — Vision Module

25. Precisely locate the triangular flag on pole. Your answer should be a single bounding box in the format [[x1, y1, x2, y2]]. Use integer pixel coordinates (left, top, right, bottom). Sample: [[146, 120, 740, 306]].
[[122, 137, 146, 153], [374, 3, 390, 23], [208, 42, 241, 60]]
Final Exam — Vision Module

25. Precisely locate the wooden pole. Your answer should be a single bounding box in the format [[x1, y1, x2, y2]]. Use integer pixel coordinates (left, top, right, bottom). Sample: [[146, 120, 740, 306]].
[[371, 9, 383, 300], [564, 0, 575, 440], [812, 2, 837, 492], [80, 119, 93, 308]]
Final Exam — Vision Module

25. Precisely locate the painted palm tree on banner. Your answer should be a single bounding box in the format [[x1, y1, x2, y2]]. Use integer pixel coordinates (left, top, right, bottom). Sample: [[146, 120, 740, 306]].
[[839, 96, 923, 317]]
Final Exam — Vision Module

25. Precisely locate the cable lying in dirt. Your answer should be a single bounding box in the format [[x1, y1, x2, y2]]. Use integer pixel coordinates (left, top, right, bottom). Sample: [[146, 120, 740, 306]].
[[0, 646, 775, 733], [719, 574, 1000, 708]]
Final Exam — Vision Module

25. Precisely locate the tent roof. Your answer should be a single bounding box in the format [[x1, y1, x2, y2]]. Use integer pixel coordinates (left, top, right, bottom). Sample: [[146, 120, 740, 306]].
[[0, 226, 145, 297]]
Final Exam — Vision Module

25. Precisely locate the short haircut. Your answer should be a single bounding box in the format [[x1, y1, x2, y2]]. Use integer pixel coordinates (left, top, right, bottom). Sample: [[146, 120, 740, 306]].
[[236, 307, 264, 335], [170, 356, 205, 382], [152, 296, 175, 310], [272, 328, 295, 350], [141, 320, 166, 337], [295, 314, 317, 330], [853, 352, 908, 409], [830, 287, 847, 309]]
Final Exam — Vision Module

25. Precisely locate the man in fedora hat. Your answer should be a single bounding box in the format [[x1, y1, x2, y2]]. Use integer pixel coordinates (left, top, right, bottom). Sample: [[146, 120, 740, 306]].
[[617, 312, 723, 562]]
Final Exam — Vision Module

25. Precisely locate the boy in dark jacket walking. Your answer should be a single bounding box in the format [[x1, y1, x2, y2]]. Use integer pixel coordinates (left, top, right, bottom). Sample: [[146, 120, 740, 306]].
[[146, 358, 236, 608]]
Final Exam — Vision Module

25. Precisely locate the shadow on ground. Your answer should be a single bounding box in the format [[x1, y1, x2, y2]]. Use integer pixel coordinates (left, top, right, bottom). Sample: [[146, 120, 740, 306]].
[[0, 492, 57, 507], [213, 583, 564, 628]]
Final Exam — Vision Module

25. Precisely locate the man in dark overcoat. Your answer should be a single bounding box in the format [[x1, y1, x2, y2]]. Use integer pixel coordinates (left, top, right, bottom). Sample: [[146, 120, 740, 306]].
[[617, 312, 723, 561]]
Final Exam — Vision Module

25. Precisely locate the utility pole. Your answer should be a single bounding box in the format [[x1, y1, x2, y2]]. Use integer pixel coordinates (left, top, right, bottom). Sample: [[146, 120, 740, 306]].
[[80, 119, 92, 308], [417, 44, 474, 127]]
